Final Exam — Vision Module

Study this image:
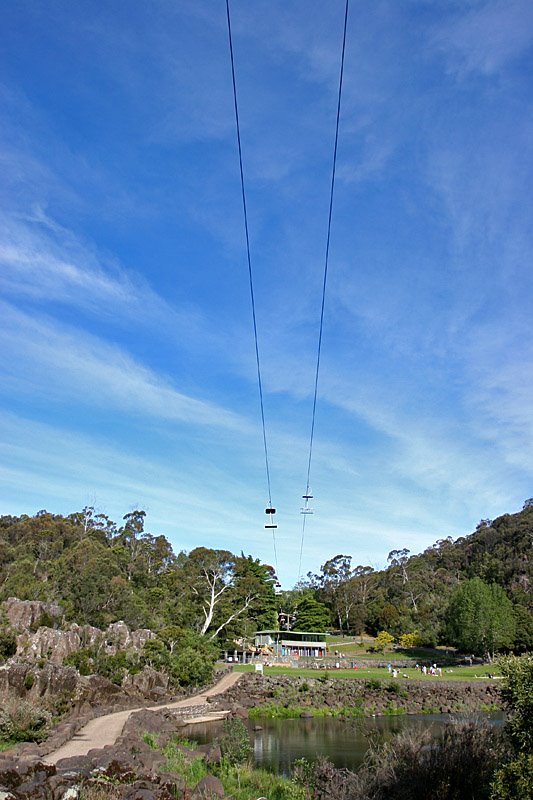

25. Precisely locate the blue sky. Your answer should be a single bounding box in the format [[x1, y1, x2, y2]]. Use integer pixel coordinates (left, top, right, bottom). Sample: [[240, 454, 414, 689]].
[[1, 0, 532, 587]]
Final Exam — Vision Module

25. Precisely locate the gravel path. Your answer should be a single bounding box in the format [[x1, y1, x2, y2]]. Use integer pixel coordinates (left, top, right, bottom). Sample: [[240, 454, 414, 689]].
[[44, 670, 243, 765]]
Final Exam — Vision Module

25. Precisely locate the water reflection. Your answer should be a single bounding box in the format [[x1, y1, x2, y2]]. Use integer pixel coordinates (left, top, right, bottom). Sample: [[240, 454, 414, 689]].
[[186, 712, 504, 777]]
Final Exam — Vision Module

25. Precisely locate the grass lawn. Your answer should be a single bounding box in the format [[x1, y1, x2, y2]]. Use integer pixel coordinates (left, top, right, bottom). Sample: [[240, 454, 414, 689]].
[[231, 664, 501, 681], [324, 637, 452, 661]]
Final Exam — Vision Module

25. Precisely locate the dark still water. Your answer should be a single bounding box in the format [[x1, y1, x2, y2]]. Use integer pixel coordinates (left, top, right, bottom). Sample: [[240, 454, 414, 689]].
[[186, 713, 504, 777]]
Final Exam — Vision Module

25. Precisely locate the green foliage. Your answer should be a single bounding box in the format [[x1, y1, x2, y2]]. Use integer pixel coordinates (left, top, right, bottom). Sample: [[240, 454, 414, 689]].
[[512, 605, 533, 653], [248, 703, 364, 720], [217, 717, 252, 765], [497, 653, 533, 753], [64, 646, 140, 684], [23, 671, 34, 690], [0, 625, 17, 660], [293, 593, 330, 632], [0, 511, 277, 644], [142, 732, 158, 749], [170, 646, 215, 687], [160, 740, 207, 787], [383, 703, 405, 715], [0, 700, 51, 743], [215, 761, 305, 800], [490, 752, 533, 800], [0, 505, 530, 662], [445, 577, 516, 657], [141, 639, 171, 671]]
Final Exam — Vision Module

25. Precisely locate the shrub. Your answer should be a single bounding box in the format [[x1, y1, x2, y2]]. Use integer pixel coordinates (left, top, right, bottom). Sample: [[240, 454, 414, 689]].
[[0, 627, 17, 660], [171, 646, 215, 687], [399, 631, 420, 648], [374, 631, 395, 652], [491, 752, 533, 800], [355, 721, 504, 800], [497, 653, 533, 753], [0, 700, 51, 743], [65, 647, 140, 684], [24, 671, 34, 691], [217, 717, 252, 766]]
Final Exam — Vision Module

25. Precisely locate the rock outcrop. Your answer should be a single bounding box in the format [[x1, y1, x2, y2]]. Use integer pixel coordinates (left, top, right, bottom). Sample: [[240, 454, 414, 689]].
[[0, 661, 171, 714], [3, 598, 63, 632], [2, 599, 156, 665]]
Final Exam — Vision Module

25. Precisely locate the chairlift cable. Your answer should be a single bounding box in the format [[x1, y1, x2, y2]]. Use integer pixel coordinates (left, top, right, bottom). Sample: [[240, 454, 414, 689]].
[[298, 0, 350, 581], [225, 0, 278, 577]]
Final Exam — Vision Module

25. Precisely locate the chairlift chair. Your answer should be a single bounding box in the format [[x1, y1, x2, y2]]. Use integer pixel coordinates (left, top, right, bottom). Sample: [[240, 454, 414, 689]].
[[265, 506, 277, 529]]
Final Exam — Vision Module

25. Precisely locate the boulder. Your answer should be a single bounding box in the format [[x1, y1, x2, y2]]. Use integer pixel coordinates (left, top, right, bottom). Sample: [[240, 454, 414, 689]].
[[122, 667, 169, 699]]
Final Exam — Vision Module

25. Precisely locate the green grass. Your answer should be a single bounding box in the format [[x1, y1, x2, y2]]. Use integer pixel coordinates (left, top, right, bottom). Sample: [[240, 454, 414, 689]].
[[149, 731, 305, 800], [215, 761, 305, 800], [160, 741, 207, 788], [248, 703, 365, 720], [232, 664, 499, 681], [142, 732, 158, 749]]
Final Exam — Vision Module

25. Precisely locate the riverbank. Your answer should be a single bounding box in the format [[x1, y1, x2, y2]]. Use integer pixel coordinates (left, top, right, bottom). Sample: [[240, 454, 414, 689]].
[[216, 672, 500, 717]]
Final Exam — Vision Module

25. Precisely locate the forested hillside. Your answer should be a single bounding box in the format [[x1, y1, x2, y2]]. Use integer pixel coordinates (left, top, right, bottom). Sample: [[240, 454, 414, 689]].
[[0, 503, 531, 657], [303, 503, 532, 654], [0, 508, 277, 645]]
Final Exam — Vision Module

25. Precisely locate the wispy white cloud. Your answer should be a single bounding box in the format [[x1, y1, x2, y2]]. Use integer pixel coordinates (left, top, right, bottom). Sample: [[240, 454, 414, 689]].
[[0, 410, 269, 554], [432, 0, 533, 77], [0, 211, 179, 323], [0, 302, 247, 432]]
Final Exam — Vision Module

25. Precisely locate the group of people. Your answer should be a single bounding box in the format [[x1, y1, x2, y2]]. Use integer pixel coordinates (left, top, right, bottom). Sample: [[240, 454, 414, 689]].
[[386, 662, 443, 677], [415, 662, 443, 676]]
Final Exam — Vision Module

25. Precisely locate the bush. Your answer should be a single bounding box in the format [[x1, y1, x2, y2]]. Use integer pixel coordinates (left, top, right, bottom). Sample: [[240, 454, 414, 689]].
[[0, 700, 51, 743], [497, 653, 533, 753], [171, 646, 215, 687], [65, 647, 140, 684], [300, 722, 505, 800], [0, 627, 17, 660], [490, 752, 533, 800], [359, 721, 503, 799], [374, 631, 395, 652], [217, 717, 252, 766], [399, 631, 420, 648], [24, 672, 34, 691]]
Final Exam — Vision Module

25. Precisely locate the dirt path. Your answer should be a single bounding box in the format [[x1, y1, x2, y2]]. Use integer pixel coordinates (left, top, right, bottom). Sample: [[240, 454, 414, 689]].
[[44, 670, 243, 766]]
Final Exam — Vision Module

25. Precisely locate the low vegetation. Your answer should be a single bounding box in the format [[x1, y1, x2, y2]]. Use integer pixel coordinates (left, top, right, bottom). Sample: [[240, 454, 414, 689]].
[[0, 700, 51, 747]]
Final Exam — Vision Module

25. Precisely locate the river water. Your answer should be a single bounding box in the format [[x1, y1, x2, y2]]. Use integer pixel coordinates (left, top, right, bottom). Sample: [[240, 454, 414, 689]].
[[186, 713, 504, 776]]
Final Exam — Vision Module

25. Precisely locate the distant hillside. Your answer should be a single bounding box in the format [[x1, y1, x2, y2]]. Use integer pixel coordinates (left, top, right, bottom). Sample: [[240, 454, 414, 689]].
[[0, 507, 277, 644], [0, 503, 531, 655], [307, 504, 533, 652]]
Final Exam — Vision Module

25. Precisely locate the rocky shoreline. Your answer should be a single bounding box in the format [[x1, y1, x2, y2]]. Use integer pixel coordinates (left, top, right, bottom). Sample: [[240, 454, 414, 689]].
[[0, 671, 501, 798], [215, 672, 500, 717]]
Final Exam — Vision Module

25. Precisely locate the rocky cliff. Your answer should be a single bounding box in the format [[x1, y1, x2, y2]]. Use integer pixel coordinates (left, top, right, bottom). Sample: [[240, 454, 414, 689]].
[[2, 598, 155, 665]]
